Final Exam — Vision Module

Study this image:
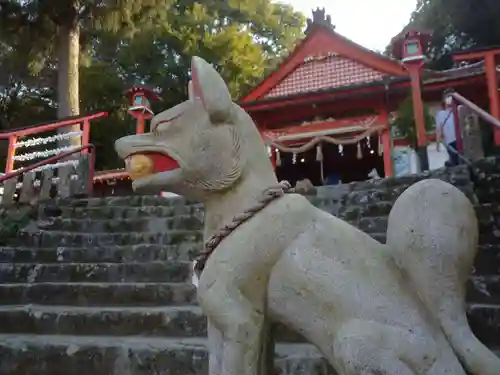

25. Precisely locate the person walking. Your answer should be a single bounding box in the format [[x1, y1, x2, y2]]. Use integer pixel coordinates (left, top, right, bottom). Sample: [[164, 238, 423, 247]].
[[435, 91, 460, 166]]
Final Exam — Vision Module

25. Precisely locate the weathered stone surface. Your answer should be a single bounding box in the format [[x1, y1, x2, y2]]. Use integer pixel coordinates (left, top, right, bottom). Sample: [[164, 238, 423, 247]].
[[52, 204, 204, 220], [38, 215, 204, 233], [14, 230, 203, 247], [0, 335, 334, 375], [474, 245, 500, 275], [467, 276, 500, 304], [0, 305, 206, 337], [467, 304, 500, 347], [0, 305, 306, 342], [0, 262, 191, 283], [0, 244, 201, 263], [0, 282, 197, 307]]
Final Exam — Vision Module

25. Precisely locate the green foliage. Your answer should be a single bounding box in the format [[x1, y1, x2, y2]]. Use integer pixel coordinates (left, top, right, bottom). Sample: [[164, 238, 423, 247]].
[[0, 0, 305, 170], [400, 0, 500, 69], [391, 95, 435, 149], [0, 205, 37, 245]]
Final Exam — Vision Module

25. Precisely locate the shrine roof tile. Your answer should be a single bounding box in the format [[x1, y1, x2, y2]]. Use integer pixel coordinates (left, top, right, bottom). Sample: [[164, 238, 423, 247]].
[[264, 55, 387, 98]]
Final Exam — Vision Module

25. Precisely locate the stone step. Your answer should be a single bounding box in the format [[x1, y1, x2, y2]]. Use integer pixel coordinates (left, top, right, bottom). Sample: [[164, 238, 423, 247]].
[[475, 245, 500, 275], [338, 201, 394, 221], [0, 244, 200, 263], [0, 335, 334, 375], [13, 228, 389, 249], [47, 195, 407, 223], [0, 305, 206, 338], [0, 305, 305, 342], [14, 230, 203, 247], [53, 204, 204, 220], [0, 282, 197, 307], [35, 215, 204, 233], [474, 175, 500, 203], [1, 302, 495, 345], [0, 262, 191, 283], [46, 195, 192, 208], [467, 304, 500, 347], [467, 276, 500, 304]]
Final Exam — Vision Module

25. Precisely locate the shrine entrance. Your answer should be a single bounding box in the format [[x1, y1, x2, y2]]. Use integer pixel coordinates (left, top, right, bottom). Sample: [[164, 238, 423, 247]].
[[275, 135, 384, 186]]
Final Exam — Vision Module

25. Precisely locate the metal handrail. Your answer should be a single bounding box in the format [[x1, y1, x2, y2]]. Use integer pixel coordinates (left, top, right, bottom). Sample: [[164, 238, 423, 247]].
[[440, 141, 473, 167], [0, 144, 96, 196], [0, 112, 108, 139], [451, 92, 500, 129]]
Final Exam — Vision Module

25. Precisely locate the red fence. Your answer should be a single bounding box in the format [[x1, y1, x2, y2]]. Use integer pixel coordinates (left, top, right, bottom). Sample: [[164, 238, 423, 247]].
[[0, 112, 107, 173]]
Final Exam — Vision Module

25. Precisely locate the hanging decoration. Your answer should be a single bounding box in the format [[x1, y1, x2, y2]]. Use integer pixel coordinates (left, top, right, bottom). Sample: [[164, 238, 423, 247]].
[[356, 142, 363, 159], [14, 146, 81, 162], [366, 135, 371, 149], [13, 159, 80, 173], [316, 144, 323, 161], [14, 131, 83, 149], [338, 144, 343, 155], [266, 126, 384, 154], [275, 149, 281, 166], [292, 153, 297, 164]]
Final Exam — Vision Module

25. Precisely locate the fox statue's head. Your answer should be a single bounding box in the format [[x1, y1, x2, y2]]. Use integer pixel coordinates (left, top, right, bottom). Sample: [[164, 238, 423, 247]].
[[115, 56, 277, 202]]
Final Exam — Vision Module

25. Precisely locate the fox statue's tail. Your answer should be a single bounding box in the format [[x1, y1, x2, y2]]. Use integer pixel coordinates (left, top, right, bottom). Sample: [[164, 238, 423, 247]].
[[386, 178, 500, 375]]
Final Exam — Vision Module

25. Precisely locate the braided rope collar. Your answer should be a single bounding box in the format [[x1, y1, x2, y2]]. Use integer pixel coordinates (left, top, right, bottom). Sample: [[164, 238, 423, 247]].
[[194, 180, 293, 275]]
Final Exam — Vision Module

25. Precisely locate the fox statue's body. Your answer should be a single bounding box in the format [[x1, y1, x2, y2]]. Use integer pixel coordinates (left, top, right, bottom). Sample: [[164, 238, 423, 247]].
[[115, 56, 500, 375]]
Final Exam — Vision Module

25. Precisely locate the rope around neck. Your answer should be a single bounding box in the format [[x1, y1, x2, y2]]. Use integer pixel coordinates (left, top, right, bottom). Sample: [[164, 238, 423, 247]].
[[194, 180, 293, 275]]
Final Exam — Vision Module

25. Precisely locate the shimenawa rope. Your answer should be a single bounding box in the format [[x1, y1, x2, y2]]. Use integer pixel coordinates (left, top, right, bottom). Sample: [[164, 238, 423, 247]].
[[194, 180, 293, 274]]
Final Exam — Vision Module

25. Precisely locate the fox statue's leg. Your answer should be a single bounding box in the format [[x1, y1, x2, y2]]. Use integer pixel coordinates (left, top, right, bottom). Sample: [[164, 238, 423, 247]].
[[387, 178, 500, 375], [332, 318, 466, 375], [207, 318, 223, 375], [199, 279, 266, 375]]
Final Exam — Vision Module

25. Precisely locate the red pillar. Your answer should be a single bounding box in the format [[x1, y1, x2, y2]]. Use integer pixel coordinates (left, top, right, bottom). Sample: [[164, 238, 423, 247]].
[[5, 135, 17, 173], [82, 119, 90, 153], [380, 111, 393, 177], [136, 115, 145, 134], [408, 68, 427, 147], [485, 53, 500, 144]]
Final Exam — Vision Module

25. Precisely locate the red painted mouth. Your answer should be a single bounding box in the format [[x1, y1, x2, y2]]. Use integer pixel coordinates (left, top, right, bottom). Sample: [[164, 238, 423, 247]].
[[126, 152, 180, 181], [146, 152, 180, 173]]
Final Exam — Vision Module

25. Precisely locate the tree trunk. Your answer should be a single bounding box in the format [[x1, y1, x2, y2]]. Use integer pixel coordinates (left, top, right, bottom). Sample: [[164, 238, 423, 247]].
[[57, 22, 81, 148]]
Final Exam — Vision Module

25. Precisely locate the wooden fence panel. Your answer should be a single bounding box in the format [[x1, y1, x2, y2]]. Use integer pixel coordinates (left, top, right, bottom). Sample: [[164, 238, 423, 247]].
[[57, 165, 74, 199], [39, 168, 53, 201], [71, 154, 91, 197], [18, 171, 36, 204], [1, 178, 18, 207], [1, 154, 95, 205]]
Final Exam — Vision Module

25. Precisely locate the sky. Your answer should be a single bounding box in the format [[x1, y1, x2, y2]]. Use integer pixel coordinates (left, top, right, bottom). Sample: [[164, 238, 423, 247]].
[[284, 0, 417, 51]]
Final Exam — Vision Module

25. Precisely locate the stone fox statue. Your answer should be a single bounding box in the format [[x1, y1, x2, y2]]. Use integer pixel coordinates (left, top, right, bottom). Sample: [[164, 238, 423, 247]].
[[115, 56, 500, 375]]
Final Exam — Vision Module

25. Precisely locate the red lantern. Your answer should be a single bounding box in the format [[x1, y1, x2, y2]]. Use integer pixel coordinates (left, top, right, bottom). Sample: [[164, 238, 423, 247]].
[[391, 28, 431, 67], [124, 86, 162, 120]]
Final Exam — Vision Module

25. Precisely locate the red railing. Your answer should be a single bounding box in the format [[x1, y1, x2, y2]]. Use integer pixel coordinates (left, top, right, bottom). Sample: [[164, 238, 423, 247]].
[[0, 112, 107, 173], [447, 92, 500, 164], [0, 144, 96, 196]]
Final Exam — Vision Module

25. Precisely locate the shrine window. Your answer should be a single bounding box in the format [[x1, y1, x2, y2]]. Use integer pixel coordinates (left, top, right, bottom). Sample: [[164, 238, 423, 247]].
[[405, 42, 420, 55]]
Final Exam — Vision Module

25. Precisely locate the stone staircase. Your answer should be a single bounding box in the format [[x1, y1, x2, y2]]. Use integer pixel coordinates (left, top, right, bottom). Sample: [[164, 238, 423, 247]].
[[0, 161, 499, 374]]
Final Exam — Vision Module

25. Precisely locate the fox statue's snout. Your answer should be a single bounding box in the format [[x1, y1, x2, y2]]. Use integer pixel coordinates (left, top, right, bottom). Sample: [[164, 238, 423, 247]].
[[115, 56, 275, 201]]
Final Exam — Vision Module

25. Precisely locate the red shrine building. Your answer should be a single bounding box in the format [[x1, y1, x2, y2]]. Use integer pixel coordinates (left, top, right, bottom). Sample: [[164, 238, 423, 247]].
[[239, 8, 500, 186]]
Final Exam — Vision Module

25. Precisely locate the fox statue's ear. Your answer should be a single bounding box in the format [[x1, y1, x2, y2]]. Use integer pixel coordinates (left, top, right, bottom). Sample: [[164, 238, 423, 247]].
[[191, 56, 232, 123]]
